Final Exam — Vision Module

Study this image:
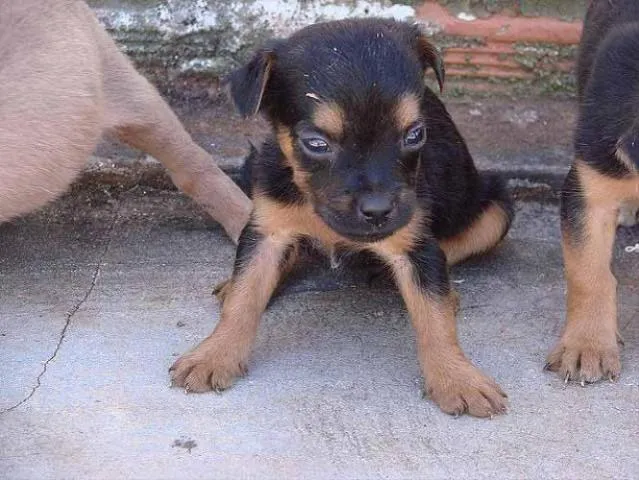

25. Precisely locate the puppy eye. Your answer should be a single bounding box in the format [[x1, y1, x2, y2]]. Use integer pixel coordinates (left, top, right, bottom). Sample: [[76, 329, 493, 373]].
[[403, 123, 426, 149], [301, 137, 332, 155]]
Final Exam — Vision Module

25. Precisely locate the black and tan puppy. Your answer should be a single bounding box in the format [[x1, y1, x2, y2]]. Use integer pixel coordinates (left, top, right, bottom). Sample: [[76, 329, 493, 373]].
[[170, 19, 513, 417], [546, 0, 639, 383]]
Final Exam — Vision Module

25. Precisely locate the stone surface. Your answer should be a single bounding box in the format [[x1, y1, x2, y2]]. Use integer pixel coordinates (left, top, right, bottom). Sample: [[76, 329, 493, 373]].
[[77, 1, 587, 97], [1, 186, 638, 479]]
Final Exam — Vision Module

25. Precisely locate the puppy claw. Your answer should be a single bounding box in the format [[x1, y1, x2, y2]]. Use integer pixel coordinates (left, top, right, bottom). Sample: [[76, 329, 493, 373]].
[[547, 336, 621, 385]]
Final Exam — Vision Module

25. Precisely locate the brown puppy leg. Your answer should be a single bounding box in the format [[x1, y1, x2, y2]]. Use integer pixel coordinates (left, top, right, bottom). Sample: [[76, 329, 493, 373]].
[[96, 26, 251, 243], [375, 240, 507, 417], [546, 160, 638, 383], [213, 241, 301, 305], [170, 224, 294, 391]]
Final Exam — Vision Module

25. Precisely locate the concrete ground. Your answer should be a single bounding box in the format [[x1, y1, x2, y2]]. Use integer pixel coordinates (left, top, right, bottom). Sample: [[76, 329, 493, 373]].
[[1, 97, 639, 479]]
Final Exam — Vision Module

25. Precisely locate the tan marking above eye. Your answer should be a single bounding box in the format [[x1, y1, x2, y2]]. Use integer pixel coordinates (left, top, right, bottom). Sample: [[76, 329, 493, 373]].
[[394, 93, 421, 132], [312, 102, 344, 139]]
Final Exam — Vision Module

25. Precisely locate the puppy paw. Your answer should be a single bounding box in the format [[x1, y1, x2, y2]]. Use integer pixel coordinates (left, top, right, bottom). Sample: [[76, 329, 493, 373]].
[[425, 363, 507, 418], [169, 345, 247, 393], [545, 333, 621, 384]]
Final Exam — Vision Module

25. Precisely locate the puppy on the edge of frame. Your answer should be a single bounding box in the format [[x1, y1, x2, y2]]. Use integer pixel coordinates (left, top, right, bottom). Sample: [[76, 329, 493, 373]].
[[170, 18, 514, 417], [545, 0, 639, 384], [0, 0, 251, 243]]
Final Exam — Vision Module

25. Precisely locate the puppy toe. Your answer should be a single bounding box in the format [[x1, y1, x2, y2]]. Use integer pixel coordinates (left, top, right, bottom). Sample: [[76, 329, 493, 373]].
[[546, 337, 620, 384]]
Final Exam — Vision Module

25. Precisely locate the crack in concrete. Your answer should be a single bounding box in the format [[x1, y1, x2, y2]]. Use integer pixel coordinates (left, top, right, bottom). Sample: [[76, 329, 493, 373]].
[[0, 206, 120, 415]]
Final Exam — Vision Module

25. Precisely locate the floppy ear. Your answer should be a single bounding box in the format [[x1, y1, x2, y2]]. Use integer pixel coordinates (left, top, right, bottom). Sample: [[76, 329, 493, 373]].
[[412, 25, 445, 92], [226, 49, 275, 117]]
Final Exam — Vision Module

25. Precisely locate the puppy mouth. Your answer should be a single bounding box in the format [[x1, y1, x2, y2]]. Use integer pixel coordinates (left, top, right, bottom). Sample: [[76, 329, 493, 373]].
[[316, 206, 410, 243]]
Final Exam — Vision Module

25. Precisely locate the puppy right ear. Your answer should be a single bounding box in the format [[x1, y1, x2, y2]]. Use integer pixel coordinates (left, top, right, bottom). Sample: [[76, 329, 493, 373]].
[[226, 49, 275, 118], [411, 24, 445, 93]]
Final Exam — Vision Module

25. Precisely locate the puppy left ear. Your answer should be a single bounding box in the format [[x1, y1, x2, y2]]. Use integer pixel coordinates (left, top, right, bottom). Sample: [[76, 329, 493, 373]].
[[412, 24, 445, 92], [225, 48, 276, 118]]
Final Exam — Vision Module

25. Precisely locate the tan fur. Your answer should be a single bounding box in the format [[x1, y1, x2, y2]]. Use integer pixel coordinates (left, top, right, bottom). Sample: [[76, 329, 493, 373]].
[[394, 94, 422, 131], [373, 248, 506, 417], [312, 103, 345, 139], [253, 194, 345, 245], [547, 159, 639, 382], [440, 202, 511, 265], [0, 0, 251, 243], [370, 210, 425, 255], [253, 193, 426, 254], [276, 127, 312, 193]]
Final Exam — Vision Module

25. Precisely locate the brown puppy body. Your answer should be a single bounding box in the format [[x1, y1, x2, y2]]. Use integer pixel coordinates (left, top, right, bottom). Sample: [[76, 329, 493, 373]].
[[546, 0, 639, 383], [171, 19, 514, 417], [0, 0, 251, 242]]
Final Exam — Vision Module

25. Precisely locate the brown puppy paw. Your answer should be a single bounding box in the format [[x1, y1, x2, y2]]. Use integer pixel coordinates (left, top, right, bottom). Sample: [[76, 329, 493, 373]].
[[426, 362, 507, 418], [169, 343, 248, 393], [545, 332, 621, 384]]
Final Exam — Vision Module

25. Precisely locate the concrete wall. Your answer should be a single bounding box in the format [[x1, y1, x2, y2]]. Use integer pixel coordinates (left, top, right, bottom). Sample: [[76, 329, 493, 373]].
[[86, 0, 588, 97]]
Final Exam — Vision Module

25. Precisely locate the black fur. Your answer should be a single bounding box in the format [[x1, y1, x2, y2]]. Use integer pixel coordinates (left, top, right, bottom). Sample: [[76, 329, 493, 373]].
[[233, 223, 263, 274], [574, 0, 639, 176], [242, 140, 305, 205], [561, 0, 639, 245], [560, 165, 586, 244], [229, 18, 512, 295], [407, 238, 450, 297], [227, 48, 276, 118]]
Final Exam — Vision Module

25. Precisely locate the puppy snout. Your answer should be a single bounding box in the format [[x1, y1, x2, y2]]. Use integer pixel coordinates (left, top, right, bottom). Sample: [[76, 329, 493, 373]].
[[358, 193, 394, 226]]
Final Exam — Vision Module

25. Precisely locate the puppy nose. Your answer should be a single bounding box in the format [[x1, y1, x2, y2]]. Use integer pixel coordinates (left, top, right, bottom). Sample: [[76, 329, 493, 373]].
[[359, 194, 394, 225]]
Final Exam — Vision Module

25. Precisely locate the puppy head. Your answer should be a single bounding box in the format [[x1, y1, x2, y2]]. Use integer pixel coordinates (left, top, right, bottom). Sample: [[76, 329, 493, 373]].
[[228, 19, 444, 242]]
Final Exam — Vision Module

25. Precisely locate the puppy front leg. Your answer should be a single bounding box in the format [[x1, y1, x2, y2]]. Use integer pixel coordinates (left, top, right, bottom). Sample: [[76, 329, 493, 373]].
[[170, 224, 293, 392], [377, 240, 507, 417], [546, 162, 621, 383]]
